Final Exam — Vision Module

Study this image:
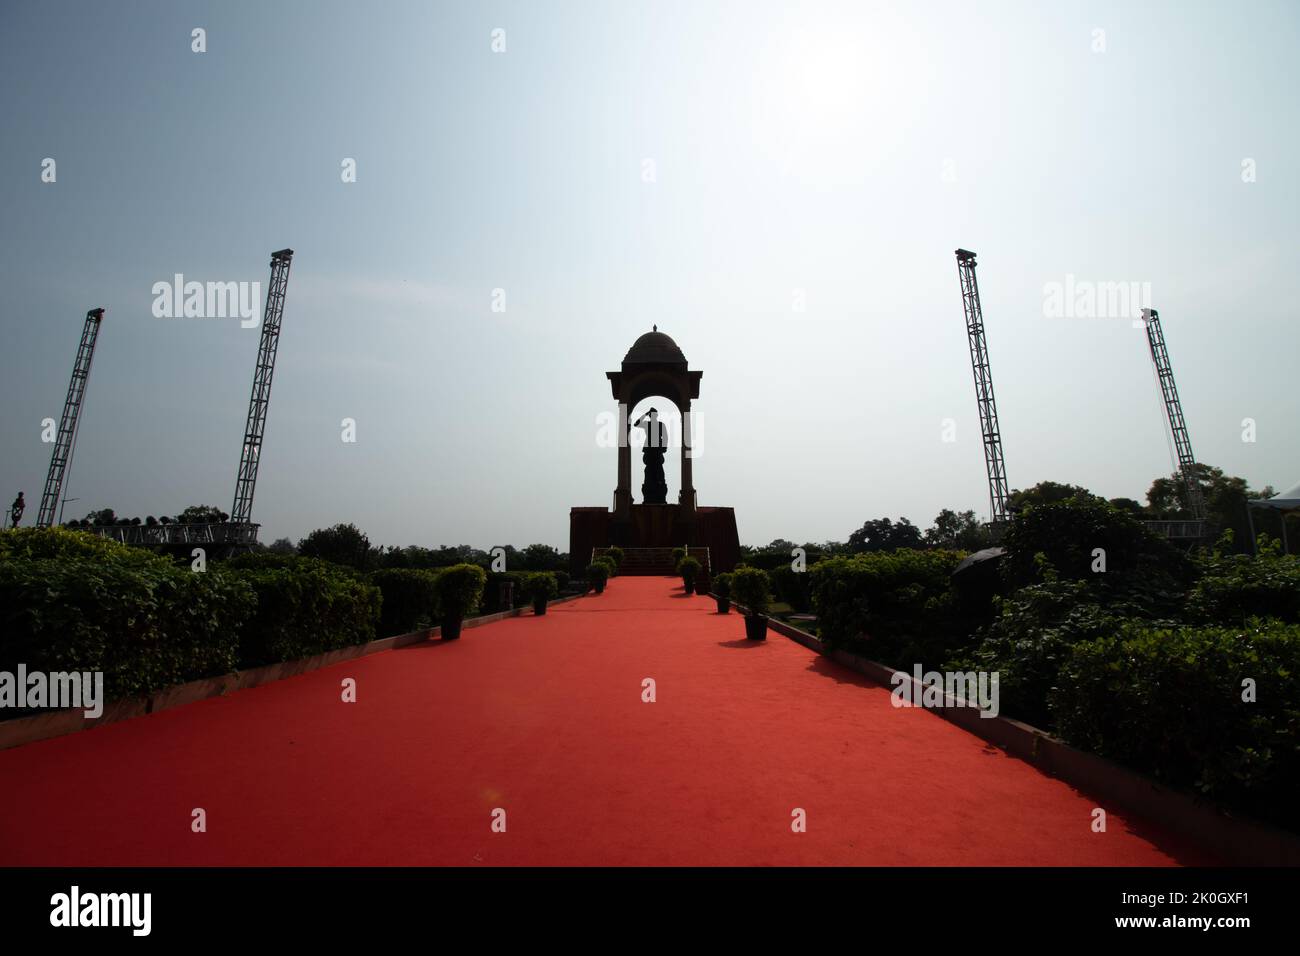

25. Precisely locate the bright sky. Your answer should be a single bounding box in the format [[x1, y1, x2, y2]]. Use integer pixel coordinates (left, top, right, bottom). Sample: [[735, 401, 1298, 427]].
[[2, 0, 1297, 550]]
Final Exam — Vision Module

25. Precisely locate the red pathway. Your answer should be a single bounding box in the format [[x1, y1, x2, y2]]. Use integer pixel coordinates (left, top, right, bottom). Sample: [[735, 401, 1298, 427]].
[[0, 577, 1208, 866]]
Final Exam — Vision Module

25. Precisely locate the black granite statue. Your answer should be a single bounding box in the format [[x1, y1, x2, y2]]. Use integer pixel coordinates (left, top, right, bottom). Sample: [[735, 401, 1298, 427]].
[[636, 410, 668, 504]]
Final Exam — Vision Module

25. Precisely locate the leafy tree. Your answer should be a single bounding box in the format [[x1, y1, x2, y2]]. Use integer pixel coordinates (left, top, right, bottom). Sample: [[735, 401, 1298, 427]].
[[267, 537, 296, 554], [924, 509, 991, 551], [1007, 481, 1102, 513], [1146, 463, 1273, 552], [177, 504, 227, 524], [848, 517, 923, 553], [1108, 497, 1145, 515], [85, 508, 116, 526], [520, 543, 565, 571], [297, 523, 379, 571]]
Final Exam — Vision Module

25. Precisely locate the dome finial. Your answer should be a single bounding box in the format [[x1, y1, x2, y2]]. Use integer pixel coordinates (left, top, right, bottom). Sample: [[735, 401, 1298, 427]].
[[653, 324, 657, 332]]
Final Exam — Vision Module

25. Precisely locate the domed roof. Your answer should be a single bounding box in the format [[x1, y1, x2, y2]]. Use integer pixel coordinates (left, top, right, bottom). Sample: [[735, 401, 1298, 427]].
[[623, 327, 686, 365]]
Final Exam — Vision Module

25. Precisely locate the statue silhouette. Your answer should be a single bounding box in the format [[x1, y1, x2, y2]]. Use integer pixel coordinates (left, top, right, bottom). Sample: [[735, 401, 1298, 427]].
[[635, 410, 668, 504]]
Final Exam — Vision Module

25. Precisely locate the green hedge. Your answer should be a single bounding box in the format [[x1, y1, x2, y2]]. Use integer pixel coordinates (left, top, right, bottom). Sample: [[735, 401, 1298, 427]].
[[0, 530, 255, 702], [1050, 618, 1300, 828], [235, 564, 380, 666], [1186, 552, 1300, 626], [809, 549, 967, 666], [370, 568, 441, 637], [945, 581, 1158, 728], [771, 565, 812, 612], [1000, 500, 1192, 607]]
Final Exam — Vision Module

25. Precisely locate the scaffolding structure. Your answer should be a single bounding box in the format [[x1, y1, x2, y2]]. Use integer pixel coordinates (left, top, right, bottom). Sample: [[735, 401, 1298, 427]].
[[955, 249, 1010, 524], [1141, 307, 1206, 522], [37, 309, 105, 528], [230, 249, 294, 525]]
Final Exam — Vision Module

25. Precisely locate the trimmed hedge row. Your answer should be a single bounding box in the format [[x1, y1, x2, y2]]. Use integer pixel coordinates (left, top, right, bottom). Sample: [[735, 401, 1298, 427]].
[[236, 564, 381, 667], [808, 549, 968, 667], [0, 529, 381, 705], [1051, 618, 1300, 828]]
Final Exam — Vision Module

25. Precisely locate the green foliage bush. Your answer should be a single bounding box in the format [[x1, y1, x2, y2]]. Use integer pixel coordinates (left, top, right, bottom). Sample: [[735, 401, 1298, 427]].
[[945, 581, 1160, 728], [586, 561, 610, 589], [1050, 618, 1300, 827], [0, 526, 147, 564], [712, 572, 732, 598], [369, 568, 441, 637], [1186, 552, 1300, 626], [235, 564, 380, 666], [771, 564, 812, 612], [595, 556, 618, 578], [677, 555, 701, 588], [521, 571, 559, 602], [730, 566, 771, 615], [809, 549, 968, 667], [0, 530, 255, 702], [1000, 501, 1192, 607], [435, 563, 487, 620], [605, 546, 625, 568], [554, 570, 571, 592], [671, 546, 686, 565]]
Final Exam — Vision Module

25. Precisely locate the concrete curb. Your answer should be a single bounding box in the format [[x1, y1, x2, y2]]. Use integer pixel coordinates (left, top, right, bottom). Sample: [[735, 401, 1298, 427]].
[[721, 598, 1300, 866], [0, 591, 588, 752]]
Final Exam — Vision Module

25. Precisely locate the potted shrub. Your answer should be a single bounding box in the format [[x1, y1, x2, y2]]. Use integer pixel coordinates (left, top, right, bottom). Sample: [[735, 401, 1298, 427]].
[[677, 555, 701, 592], [713, 572, 733, 614], [606, 546, 625, 570], [522, 571, 558, 616], [598, 555, 618, 578], [730, 566, 771, 640], [671, 546, 687, 567], [587, 561, 610, 594], [436, 563, 487, 640]]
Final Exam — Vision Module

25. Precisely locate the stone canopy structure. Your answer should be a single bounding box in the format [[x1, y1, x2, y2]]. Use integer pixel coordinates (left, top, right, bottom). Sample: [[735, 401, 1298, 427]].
[[570, 329, 740, 575]]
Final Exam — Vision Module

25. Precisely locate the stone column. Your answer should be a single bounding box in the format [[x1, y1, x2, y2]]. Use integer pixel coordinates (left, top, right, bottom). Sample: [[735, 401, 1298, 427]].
[[679, 402, 696, 510], [614, 401, 632, 516]]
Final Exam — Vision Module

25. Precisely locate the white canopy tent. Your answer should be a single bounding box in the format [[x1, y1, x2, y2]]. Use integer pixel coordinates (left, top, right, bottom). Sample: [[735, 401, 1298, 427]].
[[1246, 481, 1300, 554]]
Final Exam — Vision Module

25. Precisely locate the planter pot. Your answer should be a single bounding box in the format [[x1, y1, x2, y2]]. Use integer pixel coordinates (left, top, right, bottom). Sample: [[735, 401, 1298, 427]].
[[744, 614, 768, 641], [533, 597, 548, 616], [593, 580, 606, 594], [682, 577, 696, 593], [442, 615, 464, 641], [715, 596, 730, 614]]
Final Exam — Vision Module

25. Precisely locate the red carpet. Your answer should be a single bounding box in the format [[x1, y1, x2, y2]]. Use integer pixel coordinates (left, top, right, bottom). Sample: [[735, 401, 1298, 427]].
[[0, 577, 1210, 865]]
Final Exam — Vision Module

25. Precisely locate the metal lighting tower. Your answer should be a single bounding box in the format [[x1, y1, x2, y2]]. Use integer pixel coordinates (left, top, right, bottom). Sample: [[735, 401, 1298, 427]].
[[1141, 308, 1206, 521], [37, 309, 105, 528], [230, 249, 294, 525], [955, 250, 1011, 525]]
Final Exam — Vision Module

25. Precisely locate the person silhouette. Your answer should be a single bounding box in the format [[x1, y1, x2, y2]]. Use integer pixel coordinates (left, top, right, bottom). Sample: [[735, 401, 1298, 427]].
[[10, 492, 26, 528]]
